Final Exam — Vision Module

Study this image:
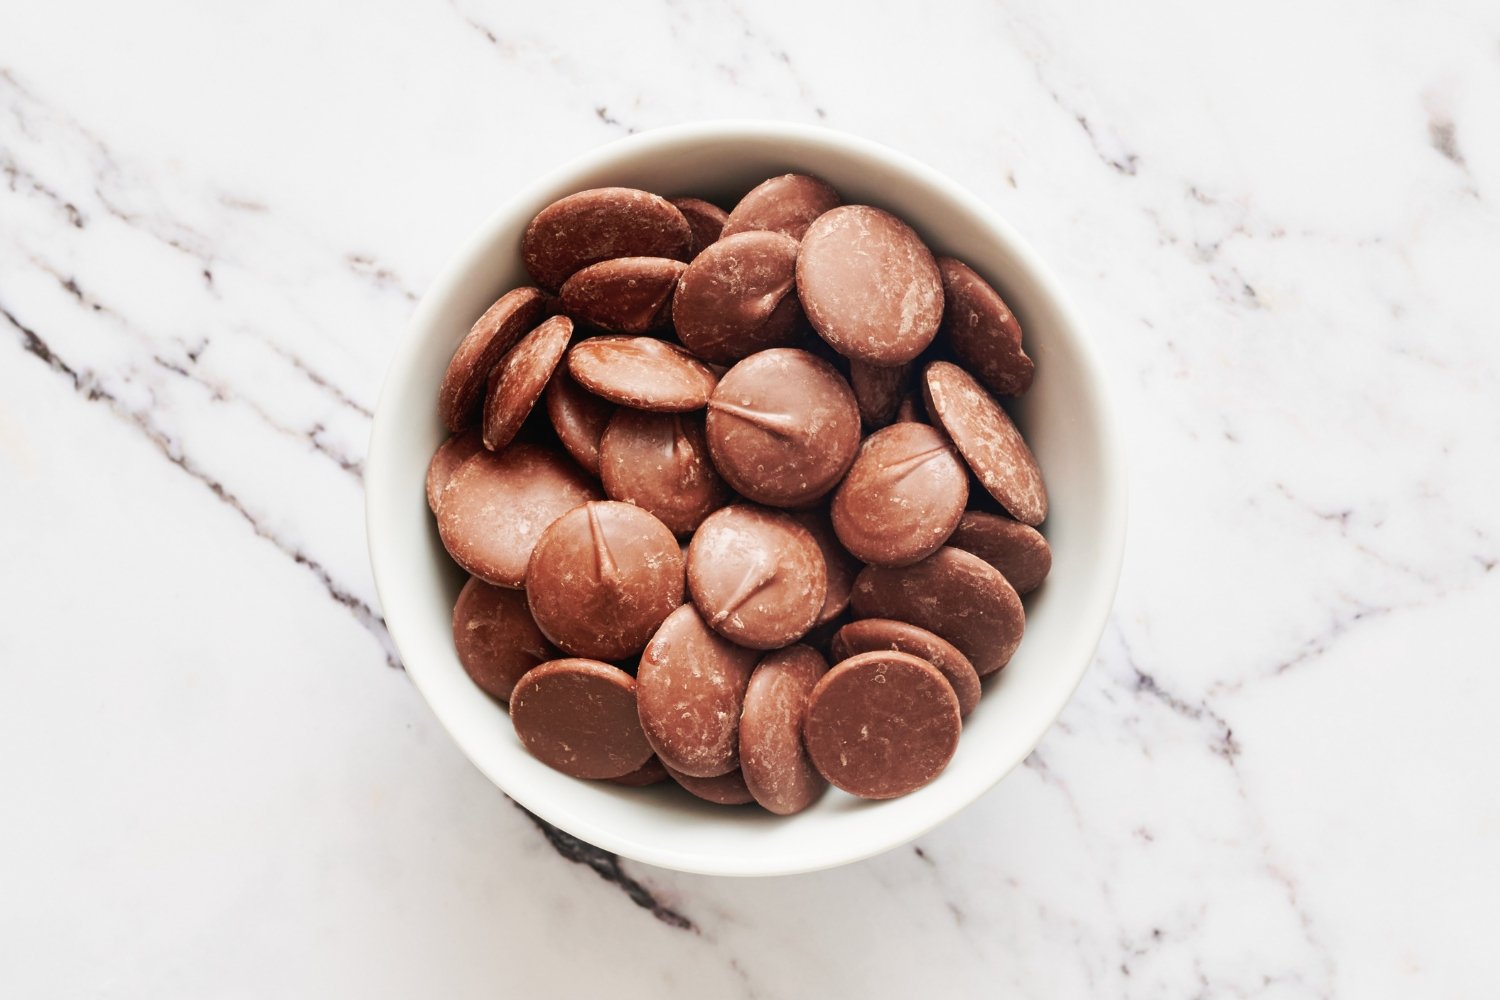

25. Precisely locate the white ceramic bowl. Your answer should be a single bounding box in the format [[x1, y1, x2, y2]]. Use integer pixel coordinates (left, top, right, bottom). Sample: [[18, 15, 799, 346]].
[[367, 121, 1126, 877]]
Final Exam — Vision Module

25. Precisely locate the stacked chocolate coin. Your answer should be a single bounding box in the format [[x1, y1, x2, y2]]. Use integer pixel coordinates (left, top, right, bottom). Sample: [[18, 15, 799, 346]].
[[428, 176, 1050, 813]]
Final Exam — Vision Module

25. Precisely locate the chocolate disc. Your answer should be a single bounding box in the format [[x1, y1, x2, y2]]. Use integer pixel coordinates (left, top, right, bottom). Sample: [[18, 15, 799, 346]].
[[894, 390, 926, 424], [804, 650, 961, 799], [830, 422, 969, 567], [672, 231, 805, 364], [851, 546, 1025, 676], [789, 510, 859, 625], [526, 501, 685, 660], [509, 659, 653, 779], [937, 257, 1034, 396], [438, 286, 547, 431], [948, 511, 1052, 595], [721, 173, 841, 241], [568, 336, 718, 412], [739, 645, 830, 815], [687, 505, 828, 650], [922, 361, 1047, 525], [797, 205, 943, 366], [830, 618, 980, 717], [598, 409, 729, 536], [663, 764, 756, 805], [436, 444, 601, 588], [704, 348, 861, 508], [481, 315, 573, 451], [521, 187, 693, 291], [426, 429, 484, 512], [849, 360, 913, 428], [636, 603, 758, 777], [559, 257, 687, 334], [607, 755, 670, 787], [670, 197, 728, 258], [451, 577, 558, 701], [544, 366, 613, 476]]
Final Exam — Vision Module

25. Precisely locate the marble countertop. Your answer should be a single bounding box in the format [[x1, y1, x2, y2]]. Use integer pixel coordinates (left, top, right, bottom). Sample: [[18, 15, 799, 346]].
[[4, 1, 1498, 996]]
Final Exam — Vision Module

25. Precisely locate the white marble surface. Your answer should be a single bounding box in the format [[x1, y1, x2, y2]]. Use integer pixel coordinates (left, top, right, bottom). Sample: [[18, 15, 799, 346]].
[[3, 1, 1499, 995]]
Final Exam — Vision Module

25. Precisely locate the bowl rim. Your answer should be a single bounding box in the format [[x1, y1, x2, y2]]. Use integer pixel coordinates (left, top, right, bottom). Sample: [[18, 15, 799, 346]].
[[367, 120, 1127, 876]]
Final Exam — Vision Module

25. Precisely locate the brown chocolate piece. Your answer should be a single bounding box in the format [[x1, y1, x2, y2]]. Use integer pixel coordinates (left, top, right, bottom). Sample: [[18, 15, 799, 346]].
[[849, 360, 913, 428], [687, 505, 827, 650], [599, 409, 728, 536], [830, 618, 980, 717], [797, 206, 943, 366], [937, 257, 1033, 396], [894, 391, 925, 424], [543, 366, 613, 476], [721, 173, 841, 241], [426, 429, 484, 512], [451, 577, 558, 701], [526, 501, 684, 660], [663, 764, 756, 805], [607, 755, 671, 787], [851, 546, 1025, 676], [830, 422, 969, 567], [436, 444, 601, 588], [788, 510, 860, 625], [509, 658, 653, 779], [740, 645, 830, 815], [705, 348, 860, 508], [521, 188, 692, 291], [636, 603, 759, 777], [948, 511, 1052, 595], [803, 650, 961, 799], [438, 287, 547, 431], [670, 197, 729, 258], [672, 231, 805, 364], [559, 257, 687, 333], [922, 361, 1047, 525], [568, 336, 718, 412], [481, 315, 573, 451]]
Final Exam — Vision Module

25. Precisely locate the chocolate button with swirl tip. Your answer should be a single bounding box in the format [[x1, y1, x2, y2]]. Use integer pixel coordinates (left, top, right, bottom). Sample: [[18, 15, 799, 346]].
[[851, 546, 1025, 676], [849, 360, 914, 429], [797, 205, 943, 366], [452, 577, 559, 701], [526, 501, 685, 661], [830, 421, 969, 567], [543, 366, 613, 476], [789, 510, 859, 626], [687, 505, 827, 650], [636, 603, 759, 777], [425, 429, 484, 512], [721, 173, 842, 241], [436, 444, 601, 588], [948, 511, 1052, 595], [481, 315, 573, 451], [705, 348, 860, 508], [922, 360, 1047, 525], [438, 286, 546, 431], [672, 231, 805, 364], [521, 187, 693, 291], [937, 256, 1034, 397], [663, 764, 756, 805], [829, 618, 980, 718], [568, 336, 718, 412], [509, 658, 653, 779], [560, 257, 687, 334], [803, 650, 961, 799], [599, 409, 729, 536], [670, 197, 729, 258], [739, 645, 830, 815]]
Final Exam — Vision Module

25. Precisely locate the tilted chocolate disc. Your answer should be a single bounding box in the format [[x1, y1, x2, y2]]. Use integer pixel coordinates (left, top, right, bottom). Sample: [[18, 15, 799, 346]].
[[559, 257, 687, 334], [922, 361, 1047, 525], [803, 650, 961, 799], [568, 336, 718, 412], [436, 444, 601, 588], [830, 421, 969, 567], [796, 205, 944, 366], [704, 348, 860, 508], [670, 197, 729, 259], [521, 187, 692, 291], [509, 658, 653, 779], [451, 577, 558, 701], [947, 511, 1052, 595], [607, 756, 670, 787], [788, 510, 860, 626], [426, 429, 484, 512], [598, 409, 729, 536], [848, 360, 913, 428], [438, 286, 546, 431], [937, 257, 1034, 396], [894, 390, 926, 424], [686, 504, 827, 650], [830, 618, 980, 717], [663, 764, 756, 806], [672, 231, 805, 364], [636, 603, 758, 777], [721, 173, 842, 241], [526, 501, 685, 660], [481, 315, 573, 451], [739, 645, 830, 815], [543, 366, 613, 476], [851, 546, 1025, 676]]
